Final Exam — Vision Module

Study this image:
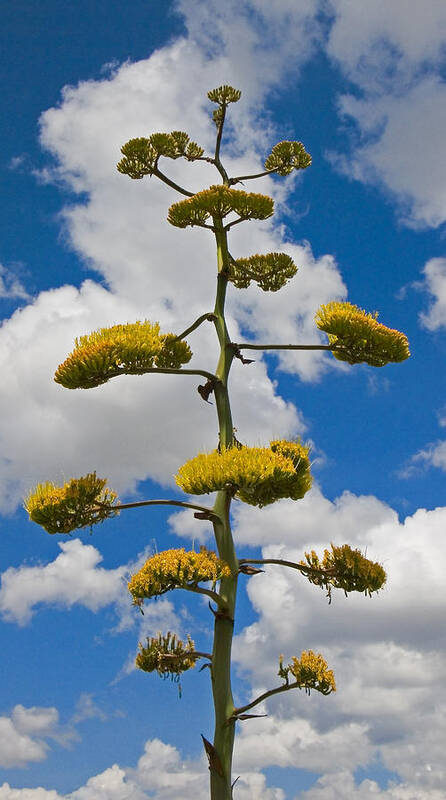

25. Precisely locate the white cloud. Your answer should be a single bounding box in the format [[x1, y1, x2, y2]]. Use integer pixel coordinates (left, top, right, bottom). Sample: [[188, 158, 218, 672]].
[[331, 78, 446, 229], [0, 265, 29, 301], [0, 539, 127, 625], [229, 491, 446, 794], [0, 706, 59, 768], [325, 1, 446, 228], [418, 257, 446, 330]]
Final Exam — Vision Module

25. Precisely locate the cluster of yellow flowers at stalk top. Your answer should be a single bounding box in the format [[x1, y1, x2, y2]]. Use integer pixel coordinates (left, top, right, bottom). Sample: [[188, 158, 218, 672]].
[[24, 473, 118, 535], [315, 301, 410, 367], [278, 650, 336, 695], [300, 543, 386, 599], [136, 632, 198, 680], [176, 440, 312, 507], [128, 548, 231, 604], [54, 321, 192, 390]]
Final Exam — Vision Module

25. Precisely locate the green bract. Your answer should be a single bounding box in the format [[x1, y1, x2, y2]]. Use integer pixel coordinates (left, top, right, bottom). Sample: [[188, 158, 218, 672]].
[[315, 301, 410, 367], [117, 131, 204, 179], [54, 321, 192, 389], [168, 185, 274, 228], [300, 543, 386, 599], [24, 473, 118, 535], [228, 252, 297, 291], [264, 141, 312, 175]]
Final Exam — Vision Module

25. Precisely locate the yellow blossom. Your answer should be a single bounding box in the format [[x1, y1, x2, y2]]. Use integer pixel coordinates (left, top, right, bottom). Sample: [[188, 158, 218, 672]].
[[136, 632, 197, 681], [279, 650, 336, 695], [54, 321, 192, 389], [315, 301, 410, 367], [300, 543, 386, 599], [167, 185, 274, 229], [128, 547, 231, 602], [24, 473, 118, 534], [176, 441, 312, 507]]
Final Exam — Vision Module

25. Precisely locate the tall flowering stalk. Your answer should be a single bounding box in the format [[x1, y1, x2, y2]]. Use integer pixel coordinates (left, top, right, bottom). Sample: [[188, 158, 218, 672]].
[[25, 86, 409, 800]]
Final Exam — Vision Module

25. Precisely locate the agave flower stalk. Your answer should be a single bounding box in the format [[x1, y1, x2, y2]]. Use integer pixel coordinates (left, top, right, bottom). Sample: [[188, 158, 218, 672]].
[[24, 85, 410, 800]]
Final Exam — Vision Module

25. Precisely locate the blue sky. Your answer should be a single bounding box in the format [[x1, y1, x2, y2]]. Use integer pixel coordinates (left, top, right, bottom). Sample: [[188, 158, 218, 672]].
[[1, 2, 446, 798]]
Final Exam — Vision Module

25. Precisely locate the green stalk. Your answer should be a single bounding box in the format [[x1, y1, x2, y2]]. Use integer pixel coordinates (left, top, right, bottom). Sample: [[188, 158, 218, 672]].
[[208, 217, 239, 800]]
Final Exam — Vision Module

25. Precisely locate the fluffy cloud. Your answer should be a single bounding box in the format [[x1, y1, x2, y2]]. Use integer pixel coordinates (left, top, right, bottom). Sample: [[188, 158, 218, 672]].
[[0, 706, 58, 768], [229, 490, 446, 793], [325, 0, 446, 228], [418, 257, 446, 330], [0, 539, 127, 625], [0, 737, 286, 800]]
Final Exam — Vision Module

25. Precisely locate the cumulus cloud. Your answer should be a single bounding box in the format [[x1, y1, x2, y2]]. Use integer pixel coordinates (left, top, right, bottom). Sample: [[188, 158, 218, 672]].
[[228, 490, 446, 794], [0, 737, 286, 800], [418, 257, 446, 330], [325, 0, 446, 228], [0, 706, 59, 768], [0, 539, 127, 625]]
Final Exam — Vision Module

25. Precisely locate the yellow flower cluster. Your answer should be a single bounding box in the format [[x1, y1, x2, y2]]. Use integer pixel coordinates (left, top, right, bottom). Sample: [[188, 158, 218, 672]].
[[54, 321, 192, 389], [117, 131, 204, 179], [300, 543, 386, 599], [128, 547, 231, 603], [228, 252, 297, 292], [24, 473, 118, 535], [279, 650, 336, 695], [167, 185, 274, 229], [136, 632, 197, 681], [315, 301, 410, 367], [264, 141, 312, 175], [175, 440, 312, 507]]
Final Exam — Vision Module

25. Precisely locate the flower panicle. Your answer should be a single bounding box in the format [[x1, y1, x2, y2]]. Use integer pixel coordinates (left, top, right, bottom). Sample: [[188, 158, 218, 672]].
[[228, 252, 297, 292], [175, 440, 312, 507], [279, 650, 336, 695], [117, 131, 204, 179], [24, 472, 118, 535], [167, 185, 274, 229], [128, 547, 231, 603], [265, 141, 312, 176], [315, 301, 410, 367], [136, 631, 197, 683], [54, 321, 192, 390], [300, 543, 386, 600]]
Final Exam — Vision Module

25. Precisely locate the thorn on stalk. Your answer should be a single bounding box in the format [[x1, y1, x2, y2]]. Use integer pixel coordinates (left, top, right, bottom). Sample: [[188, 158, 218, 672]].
[[231, 343, 255, 365], [201, 735, 224, 777], [239, 564, 264, 575]]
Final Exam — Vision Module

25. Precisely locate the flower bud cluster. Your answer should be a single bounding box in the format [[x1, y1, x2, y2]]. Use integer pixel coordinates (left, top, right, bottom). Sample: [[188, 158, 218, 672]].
[[136, 632, 197, 680], [228, 252, 297, 291], [279, 650, 336, 695], [54, 321, 192, 389], [176, 440, 312, 507], [264, 141, 312, 175], [315, 301, 410, 367], [128, 547, 231, 603], [167, 185, 274, 228], [300, 543, 386, 599], [117, 131, 204, 179], [24, 473, 118, 535]]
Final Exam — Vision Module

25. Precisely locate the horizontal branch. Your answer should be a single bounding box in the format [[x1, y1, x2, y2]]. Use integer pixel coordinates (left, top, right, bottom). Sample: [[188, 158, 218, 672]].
[[234, 342, 335, 352], [159, 650, 212, 661], [228, 167, 279, 185], [143, 367, 218, 381], [173, 312, 216, 341], [239, 558, 336, 579], [99, 499, 219, 518], [184, 584, 225, 607], [231, 680, 301, 719]]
